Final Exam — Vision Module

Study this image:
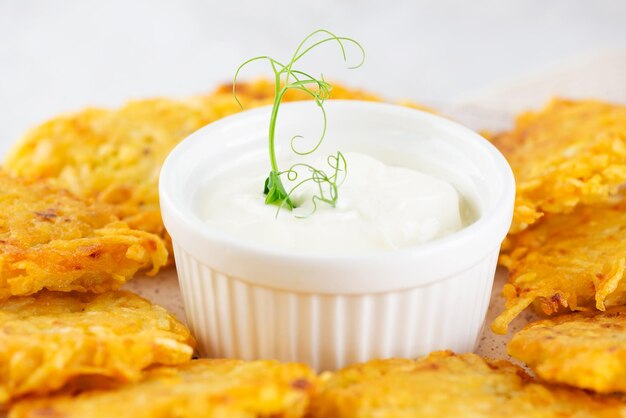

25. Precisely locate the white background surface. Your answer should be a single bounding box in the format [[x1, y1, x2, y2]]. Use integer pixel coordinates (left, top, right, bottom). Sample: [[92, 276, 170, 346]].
[[1, 0, 626, 155]]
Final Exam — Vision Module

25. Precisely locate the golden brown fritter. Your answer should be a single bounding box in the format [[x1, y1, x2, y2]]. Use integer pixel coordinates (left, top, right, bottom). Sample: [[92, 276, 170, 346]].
[[309, 351, 626, 418], [9, 359, 316, 418], [492, 199, 626, 334], [0, 290, 194, 404], [0, 172, 167, 299], [5, 79, 386, 255], [490, 99, 626, 234], [509, 307, 626, 394]]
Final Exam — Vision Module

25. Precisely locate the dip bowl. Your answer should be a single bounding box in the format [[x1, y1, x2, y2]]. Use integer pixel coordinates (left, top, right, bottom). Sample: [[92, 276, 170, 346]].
[[160, 100, 515, 371]]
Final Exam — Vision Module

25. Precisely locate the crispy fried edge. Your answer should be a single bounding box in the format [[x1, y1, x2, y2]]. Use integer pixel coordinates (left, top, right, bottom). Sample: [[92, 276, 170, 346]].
[[8, 359, 317, 418], [0, 290, 195, 404], [508, 306, 626, 394]]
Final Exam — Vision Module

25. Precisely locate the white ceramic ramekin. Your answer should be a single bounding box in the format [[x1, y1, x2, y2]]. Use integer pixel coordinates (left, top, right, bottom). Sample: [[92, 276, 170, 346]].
[[160, 100, 515, 371]]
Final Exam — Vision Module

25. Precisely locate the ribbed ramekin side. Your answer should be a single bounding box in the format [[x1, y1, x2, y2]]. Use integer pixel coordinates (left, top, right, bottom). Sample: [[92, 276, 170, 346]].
[[174, 246, 499, 371]]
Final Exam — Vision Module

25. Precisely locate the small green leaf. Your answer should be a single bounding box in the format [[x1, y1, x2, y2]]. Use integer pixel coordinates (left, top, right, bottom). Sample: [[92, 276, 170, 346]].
[[263, 170, 294, 210]]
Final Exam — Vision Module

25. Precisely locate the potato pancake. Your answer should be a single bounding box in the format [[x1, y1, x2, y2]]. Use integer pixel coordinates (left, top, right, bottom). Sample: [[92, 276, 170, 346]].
[[492, 199, 626, 334], [490, 99, 626, 234], [5, 80, 384, 256], [9, 359, 315, 418], [0, 172, 167, 299], [509, 306, 626, 394], [0, 290, 194, 404], [309, 351, 625, 418]]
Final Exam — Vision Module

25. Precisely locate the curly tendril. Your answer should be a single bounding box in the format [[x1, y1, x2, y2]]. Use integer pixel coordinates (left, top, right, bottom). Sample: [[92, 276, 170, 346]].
[[233, 29, 364, 216]]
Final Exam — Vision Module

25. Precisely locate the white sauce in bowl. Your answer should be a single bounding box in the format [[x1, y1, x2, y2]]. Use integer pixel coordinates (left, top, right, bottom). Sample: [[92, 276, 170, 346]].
[[198, 152, 465, 255]]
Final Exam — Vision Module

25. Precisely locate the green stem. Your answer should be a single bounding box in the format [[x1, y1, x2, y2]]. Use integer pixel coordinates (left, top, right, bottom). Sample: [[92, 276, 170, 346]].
[[233, 29, 363, 217], [268, 79, 285, 172]]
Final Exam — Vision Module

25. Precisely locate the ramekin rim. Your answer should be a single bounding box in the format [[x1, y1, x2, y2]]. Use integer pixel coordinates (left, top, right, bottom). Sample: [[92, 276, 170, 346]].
[[160, 100, 514, 269]]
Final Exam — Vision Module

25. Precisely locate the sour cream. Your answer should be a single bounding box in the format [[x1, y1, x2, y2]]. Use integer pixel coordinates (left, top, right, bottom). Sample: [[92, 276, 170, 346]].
[[198, 152, 465, 255]]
